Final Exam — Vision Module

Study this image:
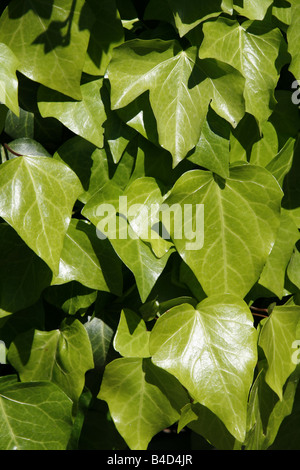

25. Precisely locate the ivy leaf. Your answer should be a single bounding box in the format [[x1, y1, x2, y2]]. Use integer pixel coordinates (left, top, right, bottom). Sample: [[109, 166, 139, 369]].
[[199, 18, 286, 124], [0, 156, 83, 273], [233, 0, 273, 20], [178, 402, 237, 450], [0, 224, 51, 319], [259, 306, 300, 400], [187, 115, 230, 179], [8, 318, 94, 402], [38, 79, 106, 148], [165, 0, 225, 37], [82, 181, 174, 302], [245, 365, 300, 449], [150, 294, 258, 441], [258, 211, 300, 299], [98, 357, 189, 450], [52, 219, 123, 296], [53, 136, 109, 204], [113, 309, 151, 358], [0, 0, 92, 100], [83, 0, 124, 76], [108, 39, 245, 165], [0, 379, 73, 450], [0, 43, 19, 116], [287, 246, 300, 289], [164, 165, 283, 298], [287, 1, 300, 80]]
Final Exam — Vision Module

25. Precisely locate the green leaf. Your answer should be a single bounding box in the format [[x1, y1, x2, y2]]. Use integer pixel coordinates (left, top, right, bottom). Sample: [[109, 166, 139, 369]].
[[0, 223, 51, 318], [0, 156, 83, 273], [0, 43, 19, 116], [233, 0, 273, 20], [98, 357, 189, 450], [199, 18, 286, 124], [187, 115, 230, 179], [0, 0, 92, 100], [8, 318, 94, 402], [245, 365, 300, 449], [258, 212, 299, 299], [178, 402, 237, 450], [53, 136, 109, 204], [259, 305, 300, 399], [83, 0, 124, 75], [108, 39, 245, 165], [43, 282, 97, 316], [113, 309, 151, 358], [150, 294, 258, 441], [287, 2, 300, 80], [82, 181, 174, 302], [52, 219, 123, 296], [38, 78, 106, 148], [165, 0, 227, 37], [287, 246, 300, 289], [164, 165, 283, 298], [0, 379, 73, 450]]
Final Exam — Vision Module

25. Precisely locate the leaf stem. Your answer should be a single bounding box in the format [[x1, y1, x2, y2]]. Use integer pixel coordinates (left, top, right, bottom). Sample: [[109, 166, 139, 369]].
[[3, 143, 23, 157]]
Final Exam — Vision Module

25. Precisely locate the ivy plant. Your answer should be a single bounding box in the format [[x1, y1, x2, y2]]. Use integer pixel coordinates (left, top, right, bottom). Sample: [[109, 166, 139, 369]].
[[0, 0, 300, 451]]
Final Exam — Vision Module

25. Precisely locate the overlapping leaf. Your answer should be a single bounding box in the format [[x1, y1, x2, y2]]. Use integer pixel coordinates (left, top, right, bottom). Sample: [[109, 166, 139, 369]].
[[0, 378, 73, 450], [164, 164, 283, 297], [38, 79, 106, 148], [108, 39, 245, 165], [52, 219, 123, 296], [0, 224, 51, 318], [199, 18, 286, 124], [0, 43, 19, 116], [259, 306, 300, 399], [8, 318, 94, 402], [0, 156, 83, 273], [150, 294, 258, 441], [0, 0, 92, 100], [98, 357, 189, 450]]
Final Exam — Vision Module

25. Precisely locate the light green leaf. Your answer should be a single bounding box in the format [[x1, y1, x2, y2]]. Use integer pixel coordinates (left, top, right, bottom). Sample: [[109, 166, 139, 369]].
[[113, 309, 151, 358], [0, 43, 19, 116], [82, 181, 174, 302], [0, 224, 51, 319], [38, 78, 106, 148], [108, 39, 245, 165], [259, 305, 300, 399], [0, 0, 91, 100], [287, 2, 300, 80], [187, 116, 230, 179], [8, 318, 94, 402], [150, 294, 258, 441], [233, 0, 273, 20], [266, 137, 296, 187], [166, 0, 225, 37], [109, 218, 173, 302], [287, 246, 300, 289], [178, 402, 237, 450], [0, 379, 73, 450], [0, 156, 83, 273], [164, 165, 282, 298], [52, 219, 123, 296], [199, 18, 286, 124], [258, 211, 299, 298], [98, 357, 189, 450], [83, 0, 124, 75]]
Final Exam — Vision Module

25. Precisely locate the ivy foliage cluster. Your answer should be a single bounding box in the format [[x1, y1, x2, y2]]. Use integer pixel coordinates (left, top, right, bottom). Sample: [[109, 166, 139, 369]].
[[0, 0, 300, 451]]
